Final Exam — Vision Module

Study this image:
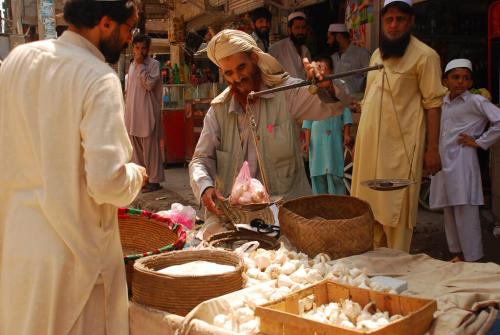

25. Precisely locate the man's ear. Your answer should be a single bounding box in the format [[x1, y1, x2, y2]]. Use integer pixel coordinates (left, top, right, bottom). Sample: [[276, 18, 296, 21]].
[[442, 78, 449, 88], [97, 16, 116, 35]]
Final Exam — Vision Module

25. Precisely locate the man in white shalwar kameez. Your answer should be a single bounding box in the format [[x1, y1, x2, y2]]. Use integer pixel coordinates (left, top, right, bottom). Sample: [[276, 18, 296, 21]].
[[269, 11, 311, 80], [0, 1, 146, 334]]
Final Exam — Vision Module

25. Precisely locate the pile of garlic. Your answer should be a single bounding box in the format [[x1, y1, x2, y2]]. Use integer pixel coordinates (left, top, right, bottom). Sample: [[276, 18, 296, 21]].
[[242, 243, 396, 294], [301, 297, 403, 331], [212, 244, 396, 334]]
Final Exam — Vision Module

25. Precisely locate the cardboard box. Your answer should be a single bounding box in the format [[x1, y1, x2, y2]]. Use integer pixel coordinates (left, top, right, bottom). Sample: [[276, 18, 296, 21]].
[[254, 280, 436, 335]]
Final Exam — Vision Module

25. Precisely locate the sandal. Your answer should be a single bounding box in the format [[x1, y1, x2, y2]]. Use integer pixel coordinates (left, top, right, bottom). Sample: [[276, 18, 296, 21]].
[[142, 183, 163, 193]]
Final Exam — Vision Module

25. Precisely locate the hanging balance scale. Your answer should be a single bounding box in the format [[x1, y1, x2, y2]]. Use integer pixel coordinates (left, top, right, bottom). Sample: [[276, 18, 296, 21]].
[[360, 67, 416, 191], [222, 64, 385, 212]]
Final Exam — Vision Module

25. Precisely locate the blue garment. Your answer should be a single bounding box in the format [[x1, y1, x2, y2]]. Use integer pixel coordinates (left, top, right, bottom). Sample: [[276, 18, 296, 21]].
[[311, 175, 346, 195], [303, 108, 352, 179]]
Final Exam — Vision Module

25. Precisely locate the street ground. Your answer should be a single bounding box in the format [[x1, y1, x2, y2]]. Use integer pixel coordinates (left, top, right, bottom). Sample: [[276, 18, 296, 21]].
[[131, 165, 500, 265]]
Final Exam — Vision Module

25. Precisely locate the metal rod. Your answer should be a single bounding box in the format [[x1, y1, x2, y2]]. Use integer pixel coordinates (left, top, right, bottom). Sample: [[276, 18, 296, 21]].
[[248, 64, 384, 98]]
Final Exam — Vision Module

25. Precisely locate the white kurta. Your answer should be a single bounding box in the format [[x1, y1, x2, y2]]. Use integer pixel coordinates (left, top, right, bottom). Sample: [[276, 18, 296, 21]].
[[269, 37, 311, 80], [0, 31, 144, 334], [430, 91, 500, 208]]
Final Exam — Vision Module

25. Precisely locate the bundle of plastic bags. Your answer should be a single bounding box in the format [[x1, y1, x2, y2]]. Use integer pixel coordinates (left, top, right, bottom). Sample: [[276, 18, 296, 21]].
[[157, 203, 197, 230], [230, 161, 270, 205]]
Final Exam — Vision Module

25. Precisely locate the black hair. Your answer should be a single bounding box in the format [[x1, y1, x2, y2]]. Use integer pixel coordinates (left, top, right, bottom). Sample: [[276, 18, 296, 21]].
[[251, 7, 271, 23], [132, 34, 151, 47], [63, 0, 137, 29], [288, 17, 306, 28], [380, 1, 414, 17], [313, 54, 333, 72]]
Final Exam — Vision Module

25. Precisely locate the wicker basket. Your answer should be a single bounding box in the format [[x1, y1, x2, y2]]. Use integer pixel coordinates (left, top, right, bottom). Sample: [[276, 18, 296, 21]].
[[132, 249, 244, 316], [118, 208, 186, 289], [207, 229, 280, 251], [279, 195, 374, 259]]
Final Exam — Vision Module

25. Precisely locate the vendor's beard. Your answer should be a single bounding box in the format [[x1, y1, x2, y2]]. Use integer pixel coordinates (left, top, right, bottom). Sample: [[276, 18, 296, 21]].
[[380, 31, 411, 60], [327, 41, 340, 54], [230, 70, 262, 104], [99, 27, 126, 64]]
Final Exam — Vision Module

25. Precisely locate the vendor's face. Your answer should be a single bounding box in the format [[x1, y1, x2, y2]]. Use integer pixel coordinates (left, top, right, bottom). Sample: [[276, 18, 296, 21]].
[[219, 52, 260, 98], [382, 7, 413, 41], [443, 68, 473, 98], [326, 32, 335, 46], [289, 18, 307, 45]]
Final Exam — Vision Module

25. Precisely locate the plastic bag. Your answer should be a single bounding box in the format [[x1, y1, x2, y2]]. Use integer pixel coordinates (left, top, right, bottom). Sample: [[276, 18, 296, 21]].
[[156, 203, 196, 230], [229, 161, 269, 205]]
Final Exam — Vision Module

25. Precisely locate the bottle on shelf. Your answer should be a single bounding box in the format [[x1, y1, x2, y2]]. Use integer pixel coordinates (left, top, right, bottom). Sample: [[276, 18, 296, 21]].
[[173, 63, 180, 84]]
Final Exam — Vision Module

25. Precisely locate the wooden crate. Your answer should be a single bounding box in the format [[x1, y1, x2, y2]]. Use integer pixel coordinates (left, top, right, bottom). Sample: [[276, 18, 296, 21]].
[[254, 280, 437, 335]]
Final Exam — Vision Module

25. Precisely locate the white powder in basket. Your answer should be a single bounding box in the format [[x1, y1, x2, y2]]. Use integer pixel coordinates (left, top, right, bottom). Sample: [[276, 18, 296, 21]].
[[157, 261, 236, 276]]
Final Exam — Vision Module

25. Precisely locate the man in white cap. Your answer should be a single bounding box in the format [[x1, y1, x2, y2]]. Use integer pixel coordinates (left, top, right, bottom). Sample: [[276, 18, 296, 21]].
[[430, 59, 500, 262], [269, 11, 310, 80], [189, 29, 345, 239], [351, 0, 447, 252], [328, 23, 371, 94]]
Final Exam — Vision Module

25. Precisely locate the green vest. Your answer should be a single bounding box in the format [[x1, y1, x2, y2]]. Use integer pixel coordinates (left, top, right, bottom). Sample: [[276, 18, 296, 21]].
[[211, 88, 311, 201]]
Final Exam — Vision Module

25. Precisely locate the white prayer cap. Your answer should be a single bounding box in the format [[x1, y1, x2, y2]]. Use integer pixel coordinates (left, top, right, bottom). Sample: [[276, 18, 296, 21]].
[[445, 59, 473, 73], [383, 0, 413, 7], [287, 11, 306, 22], [328, 23, 347, 32]]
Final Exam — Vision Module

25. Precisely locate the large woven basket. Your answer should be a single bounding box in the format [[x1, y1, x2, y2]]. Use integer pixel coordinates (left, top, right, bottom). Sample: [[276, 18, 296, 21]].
[[118, 208, 186, 289], [279, 195, 374, 259], [132, 249, 244, 316]]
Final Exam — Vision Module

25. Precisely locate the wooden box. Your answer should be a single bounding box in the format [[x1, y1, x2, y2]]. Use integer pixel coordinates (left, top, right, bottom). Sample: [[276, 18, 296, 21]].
[[254, 280, 437, 335]]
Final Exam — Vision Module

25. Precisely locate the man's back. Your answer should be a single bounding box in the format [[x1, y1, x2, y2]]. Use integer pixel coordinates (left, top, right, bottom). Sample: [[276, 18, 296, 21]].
[[0, 31, 136, 334]]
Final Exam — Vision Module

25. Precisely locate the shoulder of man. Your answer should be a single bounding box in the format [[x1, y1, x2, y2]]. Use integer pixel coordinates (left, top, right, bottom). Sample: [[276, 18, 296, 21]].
[[409, 35, 439, 58]]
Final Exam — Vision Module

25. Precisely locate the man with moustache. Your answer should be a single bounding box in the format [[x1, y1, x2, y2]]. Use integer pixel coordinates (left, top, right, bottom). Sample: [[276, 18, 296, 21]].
[[189, 30, 345, 239], [251, 7, 272, 52], [328, 23, 370, 95], [125, 34, 164, 193], [0, 0, 146, 333], [269, 11, 311, 80], [351, 0, 446, 252]]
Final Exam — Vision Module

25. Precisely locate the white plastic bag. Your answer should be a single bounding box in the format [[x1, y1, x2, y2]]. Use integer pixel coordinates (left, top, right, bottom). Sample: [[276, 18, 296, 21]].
[[229, 161, 269, 205]]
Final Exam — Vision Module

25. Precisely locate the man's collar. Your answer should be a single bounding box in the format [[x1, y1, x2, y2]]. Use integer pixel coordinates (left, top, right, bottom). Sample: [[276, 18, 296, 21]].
[[445, 90, 471, 104], [59, 30, 105, 62]]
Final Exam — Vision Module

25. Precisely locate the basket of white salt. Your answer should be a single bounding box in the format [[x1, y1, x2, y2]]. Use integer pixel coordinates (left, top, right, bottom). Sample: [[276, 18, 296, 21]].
[[132, 249, 244, 316]]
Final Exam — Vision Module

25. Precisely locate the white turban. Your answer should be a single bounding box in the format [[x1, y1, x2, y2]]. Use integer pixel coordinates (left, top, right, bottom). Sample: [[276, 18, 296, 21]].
[[206, 29, 288, 86]]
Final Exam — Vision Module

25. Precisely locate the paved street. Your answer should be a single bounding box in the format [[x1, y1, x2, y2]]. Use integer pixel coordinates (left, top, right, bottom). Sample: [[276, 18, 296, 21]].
[[132, 165, 500, 264]]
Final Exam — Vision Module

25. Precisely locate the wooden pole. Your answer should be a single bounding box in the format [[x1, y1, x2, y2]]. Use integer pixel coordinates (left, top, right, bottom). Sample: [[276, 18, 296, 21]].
[[10, 0, 23, 34]]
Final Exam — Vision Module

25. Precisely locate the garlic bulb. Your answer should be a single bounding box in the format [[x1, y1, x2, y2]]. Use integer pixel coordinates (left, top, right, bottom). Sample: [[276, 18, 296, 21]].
[[290, 265, 308, 284]]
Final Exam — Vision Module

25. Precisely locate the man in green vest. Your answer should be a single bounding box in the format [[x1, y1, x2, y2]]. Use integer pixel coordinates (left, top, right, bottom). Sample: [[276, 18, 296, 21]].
[[189, 29, 346, 239]]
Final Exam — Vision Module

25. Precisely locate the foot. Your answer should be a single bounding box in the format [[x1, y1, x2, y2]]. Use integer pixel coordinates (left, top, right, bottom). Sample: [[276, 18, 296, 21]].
[[142, 183, 163, 193]]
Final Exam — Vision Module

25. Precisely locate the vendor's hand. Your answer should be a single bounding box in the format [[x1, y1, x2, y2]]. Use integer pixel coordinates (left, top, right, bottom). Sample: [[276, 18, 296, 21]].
[[134, 54, 144, 65], [457, 133, 480, 148], [423, 147, 441, 176], [131, 163, 148, 187], [201, 187, 224, 216]]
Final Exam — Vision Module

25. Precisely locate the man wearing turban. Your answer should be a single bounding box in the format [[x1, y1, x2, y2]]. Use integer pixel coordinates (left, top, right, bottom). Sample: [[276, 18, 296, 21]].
[[189, 29, 345, 238]]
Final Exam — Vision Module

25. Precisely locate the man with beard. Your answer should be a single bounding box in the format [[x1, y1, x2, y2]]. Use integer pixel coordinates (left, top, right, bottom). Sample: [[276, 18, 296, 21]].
[[328, 23, 370, 95], [189, 30, 345, 239], [251, 7, 272, 52], [351, 0, 446, 252], [125, 34, 164, 193], [269, 11, 311, 80], [0, 0, 146, 334]]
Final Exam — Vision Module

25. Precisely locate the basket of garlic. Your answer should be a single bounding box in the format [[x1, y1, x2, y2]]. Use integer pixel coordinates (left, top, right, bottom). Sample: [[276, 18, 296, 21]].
[[279, 195, 374, 259], [118, 208, 187, 290], [254, 279, 437, 335], [131, 249, 244, 316]]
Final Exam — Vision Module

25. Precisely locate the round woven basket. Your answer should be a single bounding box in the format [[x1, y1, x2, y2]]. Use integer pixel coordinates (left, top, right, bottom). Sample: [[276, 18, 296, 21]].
[[279, 195, 374, 259], [118, 208, 186, 289], [132, 249, 244, 316], [207, 229, 280, 250]]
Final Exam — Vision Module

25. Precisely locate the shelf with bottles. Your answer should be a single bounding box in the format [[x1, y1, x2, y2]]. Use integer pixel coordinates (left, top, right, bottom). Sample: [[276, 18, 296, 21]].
[[162, 84, 189, 110]]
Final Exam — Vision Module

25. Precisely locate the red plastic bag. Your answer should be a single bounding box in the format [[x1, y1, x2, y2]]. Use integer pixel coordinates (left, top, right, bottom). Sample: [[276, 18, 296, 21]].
[[230, 161, 269, 205]]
